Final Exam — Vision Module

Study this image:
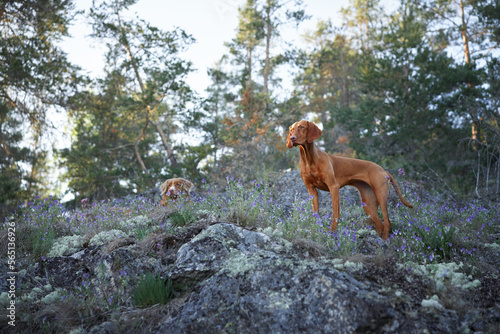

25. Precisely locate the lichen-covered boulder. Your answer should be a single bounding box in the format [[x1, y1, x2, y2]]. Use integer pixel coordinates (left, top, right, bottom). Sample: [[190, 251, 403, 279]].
[[168, 223, 288, 283], [158, 223, 459, 333]]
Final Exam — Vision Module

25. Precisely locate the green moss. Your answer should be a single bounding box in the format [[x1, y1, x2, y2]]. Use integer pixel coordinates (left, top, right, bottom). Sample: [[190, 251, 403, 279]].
[[356, 229, 377, 237], [68, 328, 83, 334], [223, 250, 260, 277], [484, 243, 499, 249], [268, 290, 292, 310], [0, 292, 9, 308], [333, 260, 363, 271]]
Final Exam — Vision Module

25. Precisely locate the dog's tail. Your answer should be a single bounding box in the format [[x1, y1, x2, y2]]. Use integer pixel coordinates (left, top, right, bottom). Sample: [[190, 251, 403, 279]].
[[388, 173, 413, 208]]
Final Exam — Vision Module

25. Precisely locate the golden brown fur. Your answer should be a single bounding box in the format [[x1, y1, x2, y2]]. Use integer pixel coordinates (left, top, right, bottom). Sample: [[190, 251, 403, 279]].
[[159, 178, 193, 207], [287, 120, 412, 239]]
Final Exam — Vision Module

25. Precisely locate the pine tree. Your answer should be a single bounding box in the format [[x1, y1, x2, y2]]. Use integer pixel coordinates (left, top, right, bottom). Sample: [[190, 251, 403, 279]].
[[294, 20, 360, 155], [0, 0, 78, 218], [88, 0, 194, 174], [336, 0, 473, 185]]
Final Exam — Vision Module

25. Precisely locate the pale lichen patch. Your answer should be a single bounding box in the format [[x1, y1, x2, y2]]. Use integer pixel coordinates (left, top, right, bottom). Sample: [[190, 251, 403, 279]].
[[404, 262, 481, 291], [90, 229, 126, 247], [47, 235, 85, 257], [421, 295, 444, 310]]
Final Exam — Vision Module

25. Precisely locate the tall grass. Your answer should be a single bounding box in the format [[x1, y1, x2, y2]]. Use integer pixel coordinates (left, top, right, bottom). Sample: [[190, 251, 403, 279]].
[[132, 273, 174, 308]]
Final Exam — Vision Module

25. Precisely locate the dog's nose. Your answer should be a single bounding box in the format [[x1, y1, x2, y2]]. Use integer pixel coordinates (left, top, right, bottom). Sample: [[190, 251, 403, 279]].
[[290, 135, 296, 142]]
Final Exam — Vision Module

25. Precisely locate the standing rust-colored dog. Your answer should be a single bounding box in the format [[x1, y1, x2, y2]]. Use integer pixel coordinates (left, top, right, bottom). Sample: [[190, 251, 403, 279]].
[[286, 120, 413, 240], [159, 178, 193, 207]]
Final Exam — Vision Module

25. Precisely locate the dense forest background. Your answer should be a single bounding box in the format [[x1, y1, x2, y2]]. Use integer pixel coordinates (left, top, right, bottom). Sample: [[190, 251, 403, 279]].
[[1, 0, 499, 219]]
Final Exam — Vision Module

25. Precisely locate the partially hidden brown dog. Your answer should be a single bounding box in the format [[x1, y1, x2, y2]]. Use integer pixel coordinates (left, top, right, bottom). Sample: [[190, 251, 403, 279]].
[[286, 120, 413, 239], [159, 178, 193, 207]]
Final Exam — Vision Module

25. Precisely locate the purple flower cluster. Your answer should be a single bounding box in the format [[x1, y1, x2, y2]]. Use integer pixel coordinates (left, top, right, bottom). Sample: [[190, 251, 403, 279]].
[[7, 175, 499, 270], [388, 183, 497, 264]]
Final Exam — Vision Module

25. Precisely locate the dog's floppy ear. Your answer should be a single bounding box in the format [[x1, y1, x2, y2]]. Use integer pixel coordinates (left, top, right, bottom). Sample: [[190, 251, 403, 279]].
[[286, 130, 294, 149], [307, 122, 322, 143], [183, 180, 193, 192], [159, 180, 168, 195]]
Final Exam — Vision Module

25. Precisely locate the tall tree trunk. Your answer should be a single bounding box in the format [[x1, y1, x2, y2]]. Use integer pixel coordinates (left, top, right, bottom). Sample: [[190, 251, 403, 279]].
[[460, 0, 480, 146], [460, 0, 472, 65], [116, 10, 179, 170], [247, 45, 253, 87], [263, 0, 271, 97], [25, 130, 41, 205], [150, 119, 180, 169], [134, 116, 149, 172]]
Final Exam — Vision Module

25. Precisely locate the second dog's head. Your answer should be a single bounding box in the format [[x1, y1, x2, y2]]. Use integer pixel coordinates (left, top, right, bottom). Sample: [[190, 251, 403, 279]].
[[160, 178, 193, 199], [286, 120, 322, 148]]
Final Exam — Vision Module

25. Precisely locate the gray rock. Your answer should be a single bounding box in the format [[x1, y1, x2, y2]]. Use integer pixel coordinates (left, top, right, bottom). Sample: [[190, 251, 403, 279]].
[[168, 223, 284, 283], [156, 223, 459, 334]]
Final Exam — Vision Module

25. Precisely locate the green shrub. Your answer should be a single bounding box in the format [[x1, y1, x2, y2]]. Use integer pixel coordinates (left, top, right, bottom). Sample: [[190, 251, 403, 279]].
[[170, 208, 197, 227], [132, 273, 173, 308]]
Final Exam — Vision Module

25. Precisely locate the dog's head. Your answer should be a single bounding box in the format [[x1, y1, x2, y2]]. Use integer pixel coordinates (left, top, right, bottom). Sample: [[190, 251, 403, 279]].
[[160, 178, 193, 199], [286, 120, 322, 148]]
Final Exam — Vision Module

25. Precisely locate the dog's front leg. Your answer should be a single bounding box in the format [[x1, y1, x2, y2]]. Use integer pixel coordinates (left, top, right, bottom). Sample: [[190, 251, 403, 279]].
[[305, 185, 320, 214], [328, 183, 341, 231]]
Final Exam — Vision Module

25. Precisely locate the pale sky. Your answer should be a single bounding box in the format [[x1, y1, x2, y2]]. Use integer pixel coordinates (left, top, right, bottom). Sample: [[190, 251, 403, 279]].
[[61, 0, 398, 96]]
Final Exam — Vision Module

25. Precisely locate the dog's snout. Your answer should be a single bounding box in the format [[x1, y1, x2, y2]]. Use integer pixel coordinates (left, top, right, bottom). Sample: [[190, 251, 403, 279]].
[[290, 135, 297, 141]]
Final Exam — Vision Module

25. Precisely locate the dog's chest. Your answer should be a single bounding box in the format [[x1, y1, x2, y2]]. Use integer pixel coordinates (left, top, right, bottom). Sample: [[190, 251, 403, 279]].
[[301, 167, 329, 190]]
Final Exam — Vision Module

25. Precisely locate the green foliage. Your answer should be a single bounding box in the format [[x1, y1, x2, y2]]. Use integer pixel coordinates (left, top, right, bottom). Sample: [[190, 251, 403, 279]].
[[132, 273, 174, 308], [61, 72, 162, 199], [12, 196, 69, 261], [0, 0, 79, 219], [331, 1, 480, 191], [223, 176, 278, 228], [169, 207, 197, 227], [0, 109, 28, 216], [61, 0, 196, 200]]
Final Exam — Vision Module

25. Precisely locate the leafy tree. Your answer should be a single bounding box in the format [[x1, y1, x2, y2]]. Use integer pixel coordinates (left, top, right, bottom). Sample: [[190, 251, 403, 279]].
[[337, 0, 474, 188], [425, 0, 492, 145], [88, 0, 194, 174], [475, 0, 500, 48], [214, 0, 307, 181], [480, 58, 500, 197], [198, 64, 236, 178], [294, 20, 360, 155], [0, 0, 78, 218], [0, 107, 29, 214], [261, 0, 308, 97], [61, 71, 159, 200], [340, 0, 385, 52]]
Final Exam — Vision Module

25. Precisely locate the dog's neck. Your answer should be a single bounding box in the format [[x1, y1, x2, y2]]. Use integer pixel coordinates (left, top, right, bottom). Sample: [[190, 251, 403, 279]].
[[298, 141, 319, 167]]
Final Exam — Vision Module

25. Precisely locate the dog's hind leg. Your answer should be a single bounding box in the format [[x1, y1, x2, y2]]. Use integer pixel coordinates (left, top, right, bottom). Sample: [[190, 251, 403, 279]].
[[373, 180, 392, 240], [351, 181, 385, 239]]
